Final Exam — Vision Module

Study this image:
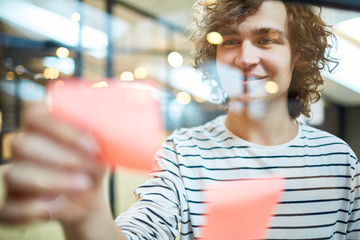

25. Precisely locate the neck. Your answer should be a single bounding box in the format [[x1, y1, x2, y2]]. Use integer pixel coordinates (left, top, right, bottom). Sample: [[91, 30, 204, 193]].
[[225, 99, 298, 146]]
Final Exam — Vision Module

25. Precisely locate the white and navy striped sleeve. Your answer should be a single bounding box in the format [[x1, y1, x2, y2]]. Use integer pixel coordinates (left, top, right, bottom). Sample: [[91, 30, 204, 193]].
[[114, 135, 186, 240], [346, 149, 360, 239]]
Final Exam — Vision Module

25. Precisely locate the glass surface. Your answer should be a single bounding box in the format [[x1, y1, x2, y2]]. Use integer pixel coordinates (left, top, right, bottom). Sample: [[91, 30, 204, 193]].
[[0, 1, 360, 239], [0, 0, 359, 151]]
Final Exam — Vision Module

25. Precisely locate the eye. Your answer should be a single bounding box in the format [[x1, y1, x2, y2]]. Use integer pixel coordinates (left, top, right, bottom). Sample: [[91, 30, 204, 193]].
[[223, 40, 239, 45], [258, 38, 274, 45], [221, 39, 241, 48]]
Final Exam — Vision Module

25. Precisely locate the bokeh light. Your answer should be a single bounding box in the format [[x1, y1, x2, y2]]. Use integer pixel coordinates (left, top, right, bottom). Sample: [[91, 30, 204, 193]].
[[205, 0, 218, 5], [120, 71, 134, 81], [71, 12, 81, 22], [168, 51, 183, 68], [134, 67, 148, 79], [176, 91, 192, 105], [15, 65, 25, 75], [265, 81, 279, 94], [44, 67, 60, 79], [194, 96, 205, 103], [5, 71, 15, 81], [34, 73, 45, 80], [268, 29, 280, 39], [207, 32, 223, 45], [54, 80, 65, 88], [56, 47, 70, 59], [91, 81, 109, 88]]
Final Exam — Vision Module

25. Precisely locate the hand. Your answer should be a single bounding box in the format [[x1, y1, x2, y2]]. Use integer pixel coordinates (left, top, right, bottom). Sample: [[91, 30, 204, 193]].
[[0, 103, 108, 225]]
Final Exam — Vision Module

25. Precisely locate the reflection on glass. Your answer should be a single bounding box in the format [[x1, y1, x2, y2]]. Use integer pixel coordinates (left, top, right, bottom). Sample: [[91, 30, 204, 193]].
[[43, 67, 60, 79], [193, 96, 205, 103], [91, 81, 109, 88], [206, 31, 223, 45], [34, 73, 45, 81], [5, 72, 15, 81], [167, 51, 183, 68], [56, 47, 70, 59], [15, 65, 25, 75], [54, 80, 65, 88], [264, 81, 279, 95], [120, 71, 134, 81], [0, 1, 360, 239], [205, 0, 218, 5], [176, 91, 192, 105], [134, 67, 148, 79], [70, 11, 81, 22]]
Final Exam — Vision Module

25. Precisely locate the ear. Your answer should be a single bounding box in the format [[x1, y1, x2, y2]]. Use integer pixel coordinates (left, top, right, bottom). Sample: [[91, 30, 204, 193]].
[[293, 52, 301, 69]]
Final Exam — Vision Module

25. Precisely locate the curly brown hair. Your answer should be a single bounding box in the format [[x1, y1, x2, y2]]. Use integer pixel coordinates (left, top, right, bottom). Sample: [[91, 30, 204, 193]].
[[188, 0, 338, 118]]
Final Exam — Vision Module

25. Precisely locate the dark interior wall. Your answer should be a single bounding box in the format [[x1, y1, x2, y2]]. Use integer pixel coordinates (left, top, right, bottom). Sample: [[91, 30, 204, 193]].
[[316, 101, 360, 157], [344, 106, 360, 157]]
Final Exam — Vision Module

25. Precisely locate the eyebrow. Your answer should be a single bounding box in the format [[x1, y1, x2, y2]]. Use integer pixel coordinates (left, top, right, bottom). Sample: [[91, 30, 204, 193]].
[[254, 28, 286, 39], [220, 27, 286, 39]]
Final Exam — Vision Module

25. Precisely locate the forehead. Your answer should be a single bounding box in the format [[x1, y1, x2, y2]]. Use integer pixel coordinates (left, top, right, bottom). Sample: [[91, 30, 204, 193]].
[[221, 1, 289, 36]]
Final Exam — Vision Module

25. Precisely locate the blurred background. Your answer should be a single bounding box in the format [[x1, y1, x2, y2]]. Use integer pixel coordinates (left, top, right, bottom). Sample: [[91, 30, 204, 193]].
[[0, 0, 359, 239]]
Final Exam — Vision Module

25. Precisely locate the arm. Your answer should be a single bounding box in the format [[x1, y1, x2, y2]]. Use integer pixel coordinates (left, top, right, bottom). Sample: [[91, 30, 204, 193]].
[[346, 153, 360, 239], [114, 139, 186, 240], [0, 104, 127, 240], [62, 204, 127, 240]]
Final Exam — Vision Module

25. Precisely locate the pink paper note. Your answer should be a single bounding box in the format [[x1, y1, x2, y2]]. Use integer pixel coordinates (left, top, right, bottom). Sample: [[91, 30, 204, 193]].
[[46, 79, 164, 172], [201, 177, 284, 240]]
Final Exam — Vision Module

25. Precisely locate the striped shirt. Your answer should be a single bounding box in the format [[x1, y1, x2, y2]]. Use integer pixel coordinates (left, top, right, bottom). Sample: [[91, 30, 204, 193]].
[[115, 115, 360, 239]]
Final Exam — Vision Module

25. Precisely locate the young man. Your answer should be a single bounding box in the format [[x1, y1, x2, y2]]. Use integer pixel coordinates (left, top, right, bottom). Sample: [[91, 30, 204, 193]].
[[1, 0, 359, 239]]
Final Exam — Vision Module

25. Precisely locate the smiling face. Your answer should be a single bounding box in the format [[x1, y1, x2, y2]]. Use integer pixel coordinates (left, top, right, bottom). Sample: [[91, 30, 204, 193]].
[[216, 1, 298, 105]]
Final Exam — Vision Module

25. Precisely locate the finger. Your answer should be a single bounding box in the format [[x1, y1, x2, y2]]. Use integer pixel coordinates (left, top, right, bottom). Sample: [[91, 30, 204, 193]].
[[0, 197, 51, 224], [5, 162, 92, 196], [22, 103, 100, 157], [11, 133, 99, 171]]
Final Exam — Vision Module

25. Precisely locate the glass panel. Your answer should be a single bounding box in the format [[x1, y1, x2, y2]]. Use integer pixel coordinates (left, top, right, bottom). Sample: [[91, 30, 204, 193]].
[[0, 1, 360, 239]]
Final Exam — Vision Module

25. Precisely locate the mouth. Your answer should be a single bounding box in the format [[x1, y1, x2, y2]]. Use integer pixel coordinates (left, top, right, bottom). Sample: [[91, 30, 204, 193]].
[[243, 75, 267, 81]]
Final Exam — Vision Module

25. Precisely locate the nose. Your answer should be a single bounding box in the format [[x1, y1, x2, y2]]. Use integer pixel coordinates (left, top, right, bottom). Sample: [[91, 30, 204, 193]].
[[234, 40, 260, 71]]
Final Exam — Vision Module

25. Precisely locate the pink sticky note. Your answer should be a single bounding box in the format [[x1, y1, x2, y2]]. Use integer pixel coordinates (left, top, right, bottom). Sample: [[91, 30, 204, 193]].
[[46, 79, 164, 172], [201, 177, 284, 240]]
